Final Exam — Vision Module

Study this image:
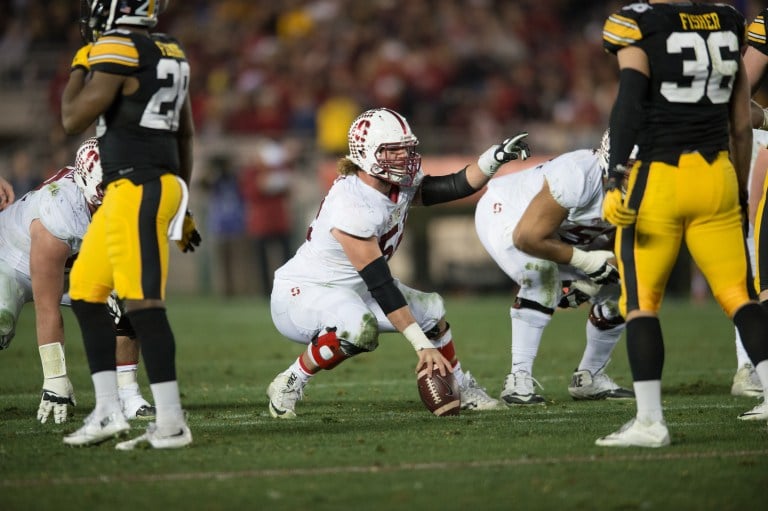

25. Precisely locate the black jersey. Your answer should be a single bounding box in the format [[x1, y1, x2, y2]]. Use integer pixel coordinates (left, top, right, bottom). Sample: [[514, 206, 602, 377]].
[[89, 29, 190, 186], [603, 2, 746, 164]]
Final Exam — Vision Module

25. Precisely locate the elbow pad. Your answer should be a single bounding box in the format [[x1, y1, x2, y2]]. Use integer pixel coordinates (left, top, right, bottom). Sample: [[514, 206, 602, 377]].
[[420, 168, 476, 206]]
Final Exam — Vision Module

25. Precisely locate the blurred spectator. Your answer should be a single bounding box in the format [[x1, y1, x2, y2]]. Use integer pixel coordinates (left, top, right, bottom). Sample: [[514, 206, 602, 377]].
[[200, 154, 245, 297], [239, 140, 294, 298], [9, 147, 39, 196]]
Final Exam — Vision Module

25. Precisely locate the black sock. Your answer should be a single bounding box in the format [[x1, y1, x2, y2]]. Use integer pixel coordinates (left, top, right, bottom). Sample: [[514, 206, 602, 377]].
[[736, 303, 768, 365], [71, 300, 116, 374], [625, 316, 664, 381], [126, 307, 176, 384]]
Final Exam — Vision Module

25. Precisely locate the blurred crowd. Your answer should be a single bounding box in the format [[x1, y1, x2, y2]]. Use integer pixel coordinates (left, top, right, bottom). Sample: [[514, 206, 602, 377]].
[[0, 0, 764, 294]]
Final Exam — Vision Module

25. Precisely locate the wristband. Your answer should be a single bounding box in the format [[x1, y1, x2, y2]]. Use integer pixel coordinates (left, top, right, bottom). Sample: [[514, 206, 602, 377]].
[[403, 323, 433, 351], [569, 248, 590, 271]]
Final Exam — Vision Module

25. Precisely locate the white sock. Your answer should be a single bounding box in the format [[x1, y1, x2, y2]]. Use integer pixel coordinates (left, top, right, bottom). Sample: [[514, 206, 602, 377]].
[[578, 322, 622, 374], [734, 329, 752, 368], [150, 380, 184, 429], [117, 364, 140, 397], [290, 358, 313, 382], [755, 360, 768, 394], [633, 380, 663, 423], [510, 317, 544, 375], [452, 362, 465, 387], [92, 370, 121, 415]]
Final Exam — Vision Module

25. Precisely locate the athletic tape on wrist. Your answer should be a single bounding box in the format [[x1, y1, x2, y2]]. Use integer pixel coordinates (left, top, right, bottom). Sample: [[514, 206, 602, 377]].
[[39, 342, 67, 379], [403, 323, 433, 351]]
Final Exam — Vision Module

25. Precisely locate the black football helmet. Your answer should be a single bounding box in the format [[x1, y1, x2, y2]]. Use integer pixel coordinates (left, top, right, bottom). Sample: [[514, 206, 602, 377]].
[[80, 0, 164, 42]]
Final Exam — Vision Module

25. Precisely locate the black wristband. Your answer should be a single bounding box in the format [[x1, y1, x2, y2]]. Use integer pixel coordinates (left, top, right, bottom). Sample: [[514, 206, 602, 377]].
[[359, 257, 408, 314]]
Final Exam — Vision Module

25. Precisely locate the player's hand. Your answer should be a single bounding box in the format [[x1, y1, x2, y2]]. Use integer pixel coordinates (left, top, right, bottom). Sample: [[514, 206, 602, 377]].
[[558, 280, 601, 309], [176, 211, 202, 253], [71, 43, 93, 73], [602, 188, 636, 227], [415, 348, 452, 378], [477, 132, 531, 177], [570, 248, 620, 285], [37, 376, 76, 424]]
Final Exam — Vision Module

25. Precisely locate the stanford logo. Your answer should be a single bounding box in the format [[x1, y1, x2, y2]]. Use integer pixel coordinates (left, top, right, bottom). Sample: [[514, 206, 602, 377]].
[[352, 120, 371, 144]]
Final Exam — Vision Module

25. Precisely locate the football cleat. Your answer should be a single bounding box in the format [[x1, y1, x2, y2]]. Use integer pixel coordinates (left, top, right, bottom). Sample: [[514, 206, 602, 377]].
[[115, 421, 192, 450], [459, 371, 501, 410], [568, 368, 635, 400], [500, 371, 545, 405], [595, 418, 671, 448], [737, 399, 768, 421], [120, 393, 156, 420], [63, 410, 130, 447], [267, 370, 306, 419], [731, 363, 763, 397]]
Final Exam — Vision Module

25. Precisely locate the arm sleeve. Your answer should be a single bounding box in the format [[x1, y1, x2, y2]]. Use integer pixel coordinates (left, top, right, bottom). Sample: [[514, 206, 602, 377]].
[[608, 68, 648, 173]]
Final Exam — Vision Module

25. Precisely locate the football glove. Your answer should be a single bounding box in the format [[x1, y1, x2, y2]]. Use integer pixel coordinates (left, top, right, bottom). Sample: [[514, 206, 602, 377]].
[[602, 188, 637, 227], [558, 280, 601, 309], [37, 376, 76, 424], [477, 132, 531, 177], [71, 43, 93, 73], [569, 248, 620, 285], [176, 211, 202, 253]]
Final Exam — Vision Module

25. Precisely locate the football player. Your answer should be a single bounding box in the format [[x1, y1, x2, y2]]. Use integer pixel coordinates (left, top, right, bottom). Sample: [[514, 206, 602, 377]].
[[0, 138, 153, 424], [597, 0, 768, 447], [60, 0, 198, 449], [474, 130, 634, 406], [266, 108, 529, 418]]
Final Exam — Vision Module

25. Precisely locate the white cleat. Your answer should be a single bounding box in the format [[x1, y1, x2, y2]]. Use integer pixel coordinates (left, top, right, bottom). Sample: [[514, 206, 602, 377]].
[[120, 394, 156, 420], [568, 368, 634, 401], [737, 399, 768, 421], [115, 421, 192, 450], [459, 371, 501, 410], [731, 363, 763, 397], [500, 371, 545, 405], [63, 411, 130, 447], [267, 370, 306, 419], [595, 418, 671, 448]]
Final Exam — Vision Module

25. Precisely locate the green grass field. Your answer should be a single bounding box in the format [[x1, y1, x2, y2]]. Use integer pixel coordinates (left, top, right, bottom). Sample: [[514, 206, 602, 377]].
[[1, 294, 766, 511]]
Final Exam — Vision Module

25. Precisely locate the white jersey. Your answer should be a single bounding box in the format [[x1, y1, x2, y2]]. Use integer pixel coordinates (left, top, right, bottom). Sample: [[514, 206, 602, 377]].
[[0, 167, 91, 277], [275, 172, 420, 290], [486, 149, 614, 250]]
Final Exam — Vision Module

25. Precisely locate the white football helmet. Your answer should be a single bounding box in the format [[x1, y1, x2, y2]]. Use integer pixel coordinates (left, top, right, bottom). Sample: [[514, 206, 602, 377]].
[[595, 128, 638, 178], [347, 108, 421, 187], [73, 137, 104, 207]]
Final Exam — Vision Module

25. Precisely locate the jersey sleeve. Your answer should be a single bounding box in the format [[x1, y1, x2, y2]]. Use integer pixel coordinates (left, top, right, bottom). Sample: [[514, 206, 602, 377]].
[[36, 183, 89, 252], [747, 9, 768, 56], [89, 30, 139, 75], [543, 152, 598, 210], [329, 195, 383, 239], [602, 6, 645, 55]]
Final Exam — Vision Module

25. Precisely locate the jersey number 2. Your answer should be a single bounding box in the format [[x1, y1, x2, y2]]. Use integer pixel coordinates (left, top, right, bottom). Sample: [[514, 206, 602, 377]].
[[140, 58, 190, 131]]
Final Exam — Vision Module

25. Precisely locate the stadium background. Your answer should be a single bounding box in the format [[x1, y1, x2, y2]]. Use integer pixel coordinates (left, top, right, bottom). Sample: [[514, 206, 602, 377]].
[[0, 0, 765, 296]]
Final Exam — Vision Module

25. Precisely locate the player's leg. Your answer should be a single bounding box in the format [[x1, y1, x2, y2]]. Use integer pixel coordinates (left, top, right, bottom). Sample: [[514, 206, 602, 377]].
[[267, 282, 378, 418]]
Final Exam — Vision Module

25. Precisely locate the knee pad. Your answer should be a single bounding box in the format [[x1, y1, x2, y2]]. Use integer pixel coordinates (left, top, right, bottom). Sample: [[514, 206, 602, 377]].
[[309, 328, 349, 370], [510, 298, 553, 328], [589, 302, 625, 331]]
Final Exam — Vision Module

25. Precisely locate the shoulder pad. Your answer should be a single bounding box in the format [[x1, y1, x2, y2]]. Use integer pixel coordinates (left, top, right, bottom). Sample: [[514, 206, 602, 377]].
[[603, 3, 651, 54], [748, 9, 768, 53], [91, 31, 139, 69]]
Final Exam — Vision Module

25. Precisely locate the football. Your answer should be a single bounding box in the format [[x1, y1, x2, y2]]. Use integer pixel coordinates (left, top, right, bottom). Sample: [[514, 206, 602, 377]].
[[417, 369, 460, 416]]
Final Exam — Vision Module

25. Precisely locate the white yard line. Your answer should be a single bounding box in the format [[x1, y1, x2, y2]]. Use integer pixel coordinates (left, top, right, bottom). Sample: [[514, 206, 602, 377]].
[[4, 449, 767, 488]]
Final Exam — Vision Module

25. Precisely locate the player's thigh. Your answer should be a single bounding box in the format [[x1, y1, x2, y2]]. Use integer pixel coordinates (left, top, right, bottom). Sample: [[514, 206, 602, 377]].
[[69, 205, 114, 302], [0, 264, 31, 343], [108, 175, 182, 301], [271, 279, 379, 350]]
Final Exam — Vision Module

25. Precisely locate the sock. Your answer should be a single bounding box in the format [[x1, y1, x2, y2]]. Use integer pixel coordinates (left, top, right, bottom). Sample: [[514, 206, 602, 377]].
[[71, 300, 117, 374], [510, 318, 544, 375], [626, 316, 664, 381], [755, 360, 768, 395], [150, 380, 184, 431], [578, 322, 622, 374], [117, 364, 140, 398], [734, 328, 752, 368], [293, 357, 314, 381], [127, 308, 176, 383], [633, 380, 664, 423], [92, 370, 121, 415]]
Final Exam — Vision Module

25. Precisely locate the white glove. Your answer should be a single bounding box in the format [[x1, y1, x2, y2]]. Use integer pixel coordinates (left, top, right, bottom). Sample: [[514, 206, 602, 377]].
[[569, 248, 620, 285], [37, 375, 76, 424], [477, 132, 530, 177]]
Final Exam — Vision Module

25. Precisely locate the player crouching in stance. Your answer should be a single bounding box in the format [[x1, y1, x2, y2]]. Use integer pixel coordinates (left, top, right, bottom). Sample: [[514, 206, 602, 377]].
[[0, 138, 153, 423], [267, 108, 530, 418], [475, 130, 634, 405]]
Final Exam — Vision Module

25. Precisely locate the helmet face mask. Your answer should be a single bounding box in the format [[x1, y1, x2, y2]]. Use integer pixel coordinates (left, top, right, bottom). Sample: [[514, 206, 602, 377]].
[[81, 0, 161, 42], [73, 138, 104, 207], [347, 108, 421, 187]]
